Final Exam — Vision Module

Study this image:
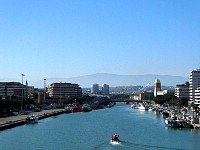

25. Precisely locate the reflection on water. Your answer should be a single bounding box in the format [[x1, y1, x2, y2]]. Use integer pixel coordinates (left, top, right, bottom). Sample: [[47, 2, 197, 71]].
[[94, 140, 184, 150]]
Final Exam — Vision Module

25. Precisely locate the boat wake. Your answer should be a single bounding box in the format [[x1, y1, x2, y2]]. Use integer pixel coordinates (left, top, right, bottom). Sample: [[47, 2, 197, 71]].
[[110, 140, 124, 146], [94, 141, 185, 150]]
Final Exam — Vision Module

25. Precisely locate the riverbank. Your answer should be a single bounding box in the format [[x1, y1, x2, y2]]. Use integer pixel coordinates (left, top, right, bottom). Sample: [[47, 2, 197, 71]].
[[0, 109, 65, 131]]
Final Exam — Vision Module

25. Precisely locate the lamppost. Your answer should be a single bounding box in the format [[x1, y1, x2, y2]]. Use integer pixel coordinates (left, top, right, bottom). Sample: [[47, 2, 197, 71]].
[[44, 79, 46, 105], [60, 81, 61, 104], [21, 74, 25, 112]]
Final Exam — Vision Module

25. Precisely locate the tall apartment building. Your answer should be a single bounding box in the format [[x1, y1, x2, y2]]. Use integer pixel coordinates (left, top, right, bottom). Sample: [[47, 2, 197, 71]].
[[195, 87, 200, 105], [47, 83, 82, 98], [189, 69, 200, 104], [0, 82, 28, 99], [102, 84, 109, 95], [154, 79, 161, 97], [175, 82, 189, 99], [91, 84, 99, 94]]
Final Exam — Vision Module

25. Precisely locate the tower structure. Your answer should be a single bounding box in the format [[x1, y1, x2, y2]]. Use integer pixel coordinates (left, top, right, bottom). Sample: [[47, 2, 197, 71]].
[[154, 79, 161, 97]]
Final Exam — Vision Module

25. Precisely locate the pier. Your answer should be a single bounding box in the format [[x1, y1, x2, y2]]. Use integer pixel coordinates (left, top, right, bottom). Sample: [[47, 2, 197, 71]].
[[0, 109, 65, 131]]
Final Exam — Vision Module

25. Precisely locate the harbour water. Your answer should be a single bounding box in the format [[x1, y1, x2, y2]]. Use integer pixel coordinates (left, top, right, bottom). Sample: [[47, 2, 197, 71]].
[[0, 103, 200, 150]]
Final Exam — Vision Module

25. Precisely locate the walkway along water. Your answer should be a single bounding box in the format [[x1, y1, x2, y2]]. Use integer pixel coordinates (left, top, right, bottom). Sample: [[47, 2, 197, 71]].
[[0, 109, 64, 131]]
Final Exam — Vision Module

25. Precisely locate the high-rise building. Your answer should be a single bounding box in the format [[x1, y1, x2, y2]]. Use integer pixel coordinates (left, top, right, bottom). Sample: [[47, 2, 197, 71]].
[[91, 84, 99, 94], [102, 84, 109, 95], [154, 79, 161, 97], [175, 82, 189, 99], [195, 87, 200, 105], [189, 69, 200, 104]]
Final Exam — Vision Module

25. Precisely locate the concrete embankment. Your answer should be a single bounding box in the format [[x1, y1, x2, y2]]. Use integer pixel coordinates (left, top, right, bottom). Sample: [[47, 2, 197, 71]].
[[0, 109, 65, 131]]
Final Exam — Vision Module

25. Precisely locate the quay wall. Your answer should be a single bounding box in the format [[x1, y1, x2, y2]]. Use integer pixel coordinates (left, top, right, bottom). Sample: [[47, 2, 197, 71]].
[[0, 109, 65, 131]]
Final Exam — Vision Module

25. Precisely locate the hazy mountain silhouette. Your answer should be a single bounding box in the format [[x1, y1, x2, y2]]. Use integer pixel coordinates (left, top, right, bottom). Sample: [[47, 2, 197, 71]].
[[31, 73, 188, 88]]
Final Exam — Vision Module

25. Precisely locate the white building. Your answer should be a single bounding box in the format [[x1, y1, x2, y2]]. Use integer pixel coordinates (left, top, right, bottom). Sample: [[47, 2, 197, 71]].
[[175, 82, 189, 99], [189, 69, 200, 104], [102, 84, 109, 95], [195, 87, 200, 105], [91, 84, 99, 94]]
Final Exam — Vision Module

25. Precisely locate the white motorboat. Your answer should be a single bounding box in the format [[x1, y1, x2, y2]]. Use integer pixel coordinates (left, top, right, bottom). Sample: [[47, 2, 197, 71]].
[[26, 114, 38, 124], [148, 107, 153, 111], [138, 104, 148, 111], [164, 118, 173, 127]]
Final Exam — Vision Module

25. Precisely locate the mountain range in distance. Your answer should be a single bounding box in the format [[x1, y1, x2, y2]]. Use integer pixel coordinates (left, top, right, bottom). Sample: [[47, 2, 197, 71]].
[[31, 73, 188, 88]]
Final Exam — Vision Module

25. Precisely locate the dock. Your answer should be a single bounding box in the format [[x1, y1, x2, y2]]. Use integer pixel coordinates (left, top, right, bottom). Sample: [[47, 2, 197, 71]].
[[0, 109, 65, 131]]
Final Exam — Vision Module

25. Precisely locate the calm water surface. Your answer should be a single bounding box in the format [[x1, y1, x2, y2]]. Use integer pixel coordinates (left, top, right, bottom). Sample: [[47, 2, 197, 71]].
[[0, 103, 200, 150]]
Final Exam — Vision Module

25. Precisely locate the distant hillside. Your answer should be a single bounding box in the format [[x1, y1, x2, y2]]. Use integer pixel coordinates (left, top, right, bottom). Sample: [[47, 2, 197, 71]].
[[31, 73, 188, 88]]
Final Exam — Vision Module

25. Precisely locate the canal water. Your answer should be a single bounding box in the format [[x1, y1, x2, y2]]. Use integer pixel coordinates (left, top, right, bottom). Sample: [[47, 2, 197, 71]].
[[0, 103, 200, 150]]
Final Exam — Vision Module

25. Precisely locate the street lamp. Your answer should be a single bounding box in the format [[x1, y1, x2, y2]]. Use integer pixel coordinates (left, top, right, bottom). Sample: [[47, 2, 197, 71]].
[[44, 79, 46, 105], [60, 81, 61, 104], [21, 74, 25, 112]]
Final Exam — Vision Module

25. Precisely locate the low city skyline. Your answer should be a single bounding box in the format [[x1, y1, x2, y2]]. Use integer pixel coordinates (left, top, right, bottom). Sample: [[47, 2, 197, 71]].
[[1, 1, 200, 83]]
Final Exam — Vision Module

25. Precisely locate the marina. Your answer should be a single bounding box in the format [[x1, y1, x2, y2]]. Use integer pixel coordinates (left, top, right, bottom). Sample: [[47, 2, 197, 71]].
[[0, 103, 200, 150]]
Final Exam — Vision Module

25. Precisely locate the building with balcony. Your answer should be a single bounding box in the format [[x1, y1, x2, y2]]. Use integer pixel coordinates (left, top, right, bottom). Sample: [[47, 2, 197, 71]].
[[195, 87, 200, 105], [189, 69, 200, 105], [0, 82, 28, 99], [47, 83, 82, 98], [175, 82, 189, 99]]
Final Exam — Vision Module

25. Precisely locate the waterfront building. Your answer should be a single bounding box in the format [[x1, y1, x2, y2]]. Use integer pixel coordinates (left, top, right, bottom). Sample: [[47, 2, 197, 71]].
[[139, 91, 153, 100], [102, 84, 109, 95], [195, 87, 200, 105], [154, 79, 161, 97], [0, 82, 28, 100], [27, 86, 34, 99], [189, 69, 200, 105], [175, 82, 189, 99], [91, 84, 99, 94], [47, 83, 82, 98]]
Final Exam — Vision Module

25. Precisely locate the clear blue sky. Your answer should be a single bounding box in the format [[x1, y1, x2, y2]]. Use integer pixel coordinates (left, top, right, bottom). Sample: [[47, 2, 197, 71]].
[[0, 0, 200, 82]]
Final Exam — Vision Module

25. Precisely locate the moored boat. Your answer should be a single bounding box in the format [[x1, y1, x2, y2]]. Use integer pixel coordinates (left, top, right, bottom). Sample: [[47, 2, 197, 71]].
[[82, 104, 92, 112], [26, 114, 38, 124], [65, 105, 72, 113], [164, 118, 173, 127], [138, 104, 148, 111], [164, 117, 193, 128]]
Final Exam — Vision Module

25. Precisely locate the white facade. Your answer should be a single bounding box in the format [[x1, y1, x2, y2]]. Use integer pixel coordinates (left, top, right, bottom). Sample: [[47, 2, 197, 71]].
[[102, 84, 109, 95], [189, 69, 200, 104], [175, 82, 189, 99], [195, 87, 200, 105], [91, 84, 99, 94]]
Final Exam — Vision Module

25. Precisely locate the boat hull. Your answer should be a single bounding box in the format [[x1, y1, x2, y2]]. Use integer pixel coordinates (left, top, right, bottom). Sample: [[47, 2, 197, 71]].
[[26, 114, 39, 124]]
